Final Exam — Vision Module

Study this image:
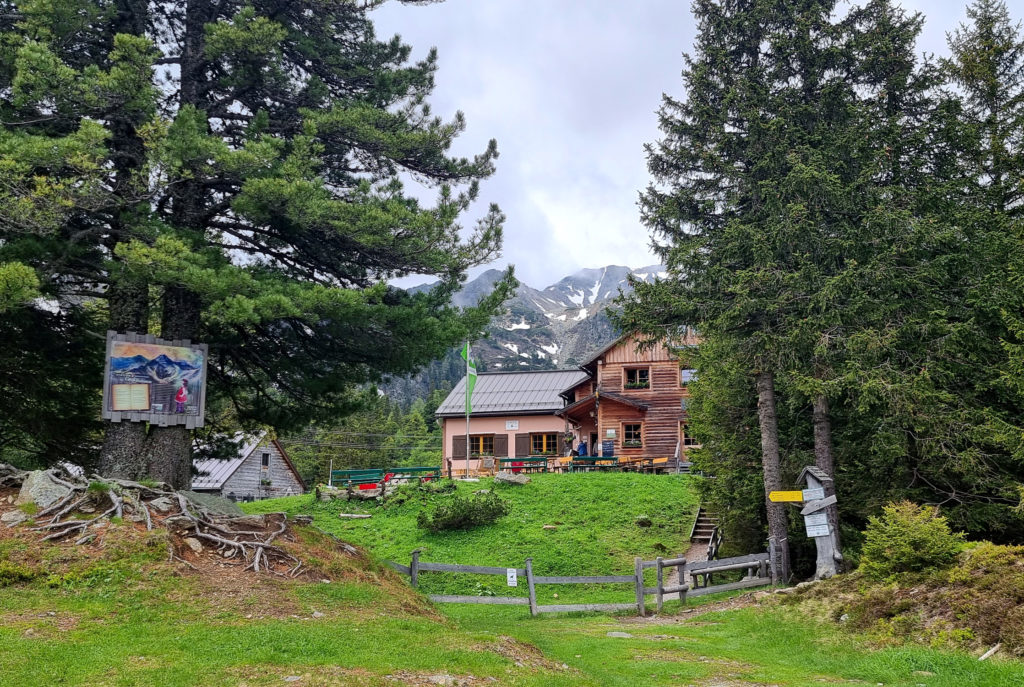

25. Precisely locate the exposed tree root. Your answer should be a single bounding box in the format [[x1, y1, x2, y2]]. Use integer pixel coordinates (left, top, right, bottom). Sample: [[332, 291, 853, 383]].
[[6, 467, 309, 576]]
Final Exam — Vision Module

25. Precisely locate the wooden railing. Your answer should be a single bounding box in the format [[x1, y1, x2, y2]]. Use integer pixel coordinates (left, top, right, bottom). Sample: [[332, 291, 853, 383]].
[[386, 550, 773, 616]]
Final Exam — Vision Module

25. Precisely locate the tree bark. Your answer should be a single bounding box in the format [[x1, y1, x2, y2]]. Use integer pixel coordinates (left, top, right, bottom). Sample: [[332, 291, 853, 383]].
[[812, 393, 843, 569], [146, 285, 201, 489], [99, 279, 150, 480], [756, 371, 790, 584]]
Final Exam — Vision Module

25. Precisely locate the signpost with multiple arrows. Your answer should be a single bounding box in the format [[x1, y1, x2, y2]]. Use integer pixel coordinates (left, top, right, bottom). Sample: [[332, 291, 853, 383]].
[[769, 467, 842, 580]]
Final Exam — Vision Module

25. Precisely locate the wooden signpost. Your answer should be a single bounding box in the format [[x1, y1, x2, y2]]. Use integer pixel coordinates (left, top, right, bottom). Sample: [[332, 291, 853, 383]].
[[769, 467, 843, 580]]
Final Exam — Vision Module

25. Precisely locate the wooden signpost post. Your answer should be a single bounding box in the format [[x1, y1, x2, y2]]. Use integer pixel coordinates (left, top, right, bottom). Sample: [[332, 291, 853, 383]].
[[768, 466, 842, 580]]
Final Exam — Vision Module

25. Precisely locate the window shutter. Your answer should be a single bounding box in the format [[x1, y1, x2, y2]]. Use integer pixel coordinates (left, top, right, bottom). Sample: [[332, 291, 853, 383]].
[[452, 435, 467, 459], [493, 434, 509, 457], [514, 433, 530, 457]]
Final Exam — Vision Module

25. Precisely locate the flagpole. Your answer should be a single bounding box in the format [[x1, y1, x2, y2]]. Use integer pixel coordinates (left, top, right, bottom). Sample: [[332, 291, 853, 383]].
[[465, 340, 470, 479]]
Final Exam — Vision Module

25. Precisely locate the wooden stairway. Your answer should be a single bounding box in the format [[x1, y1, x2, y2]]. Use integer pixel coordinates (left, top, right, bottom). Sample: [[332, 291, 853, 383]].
[[689, 506, 719, 544]]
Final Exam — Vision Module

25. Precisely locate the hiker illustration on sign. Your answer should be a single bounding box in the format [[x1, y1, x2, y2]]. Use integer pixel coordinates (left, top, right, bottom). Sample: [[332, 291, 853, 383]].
[[175, 380, 188, 413]]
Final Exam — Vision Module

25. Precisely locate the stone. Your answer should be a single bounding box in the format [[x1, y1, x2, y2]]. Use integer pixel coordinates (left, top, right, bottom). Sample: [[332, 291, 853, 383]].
[[473, 489, 491, 495], [180, 490, 243, 515], [283, 676, 302, 682], [148, 497, 174, 513], [163, 515, 194, 530], [311, 611, 324, 618], [543, 525, 558, 530], [225, 514, 270, 529], [494, 471, 530, 486], [839, 613, 850, 623], [292, 515, 313, 526], [15, 471, 71, 509], [634, 515, 652, 527], [606, 631, 633, 638], [1, 510, 27, 527], [183, 537, 203, 553]]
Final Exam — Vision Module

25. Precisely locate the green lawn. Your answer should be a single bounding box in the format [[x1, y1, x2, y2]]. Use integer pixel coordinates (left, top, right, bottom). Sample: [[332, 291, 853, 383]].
[[244, 472, 699, 599], [3, 576, 1022, 686], [3, 474, 1022, 685]]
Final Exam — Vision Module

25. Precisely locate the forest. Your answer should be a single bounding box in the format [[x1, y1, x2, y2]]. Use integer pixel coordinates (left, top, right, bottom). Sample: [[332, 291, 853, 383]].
[[619, 0, 1024, 572]]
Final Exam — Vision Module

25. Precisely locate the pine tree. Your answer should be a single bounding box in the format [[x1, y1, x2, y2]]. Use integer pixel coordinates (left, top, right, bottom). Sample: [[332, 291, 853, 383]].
[[0, 1, 512, 486]]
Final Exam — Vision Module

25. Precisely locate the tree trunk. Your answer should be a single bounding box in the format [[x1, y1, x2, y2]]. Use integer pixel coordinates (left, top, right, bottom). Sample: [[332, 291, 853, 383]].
[[99, 282, 150, 480], [145, 285, 201, 489], [756, 370, 790, 584], [812, 393, 843, 569], [143, 2, 210, 490]]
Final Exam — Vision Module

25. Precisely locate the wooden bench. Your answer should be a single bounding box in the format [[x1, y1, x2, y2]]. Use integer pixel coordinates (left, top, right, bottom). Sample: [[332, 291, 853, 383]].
[[498, 457, 549, 473], [330, 469, 385, 488], [569, 457, 619, 472], [389, 466, 441, 482]]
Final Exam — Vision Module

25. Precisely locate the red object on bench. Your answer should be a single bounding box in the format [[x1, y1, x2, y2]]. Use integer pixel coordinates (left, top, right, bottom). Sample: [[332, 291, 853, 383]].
[[357, 482, 380, 490]]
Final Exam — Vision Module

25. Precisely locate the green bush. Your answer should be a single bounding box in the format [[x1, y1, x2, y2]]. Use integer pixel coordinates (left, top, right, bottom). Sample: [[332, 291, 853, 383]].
[[860, 501, 964, 580], [416, 492, 508, 533], [0, 561, 42, 587]]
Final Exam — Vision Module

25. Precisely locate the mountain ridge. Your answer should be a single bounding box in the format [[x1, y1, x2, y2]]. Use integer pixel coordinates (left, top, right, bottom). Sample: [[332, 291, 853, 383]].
[[385, 264, 665, 406]]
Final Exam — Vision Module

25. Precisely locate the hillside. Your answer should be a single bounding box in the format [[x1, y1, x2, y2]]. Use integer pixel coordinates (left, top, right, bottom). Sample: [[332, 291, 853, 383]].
[[244, 473, 698, 598]]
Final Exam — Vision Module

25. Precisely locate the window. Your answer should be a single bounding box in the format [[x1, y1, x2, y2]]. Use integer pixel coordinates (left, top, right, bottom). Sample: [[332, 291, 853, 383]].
[[680, 369, 697, 386], [681, 423, 700, 447], [623, 423, 643, 448], [531, 433, 558, 455], [624, 368, 650, 390], [470, 435, 494, 456], [261, 452, 271, 468]]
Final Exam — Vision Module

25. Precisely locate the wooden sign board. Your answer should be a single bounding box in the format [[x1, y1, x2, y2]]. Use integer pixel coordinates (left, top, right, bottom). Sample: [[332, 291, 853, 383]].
[[804, 512, 828, 527], [769, 491, 804, 503], [806, 523, 831, 538], [802, 487, 825, 501], [800, 494, 838, 515]]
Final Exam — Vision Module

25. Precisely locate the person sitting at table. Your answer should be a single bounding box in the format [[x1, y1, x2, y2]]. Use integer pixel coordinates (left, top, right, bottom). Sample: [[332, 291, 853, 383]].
[[577, 439, 588, 457]]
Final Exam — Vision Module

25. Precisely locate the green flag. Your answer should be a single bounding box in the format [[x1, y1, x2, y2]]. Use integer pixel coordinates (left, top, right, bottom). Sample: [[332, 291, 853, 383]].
[[461, 342, 477, 415]]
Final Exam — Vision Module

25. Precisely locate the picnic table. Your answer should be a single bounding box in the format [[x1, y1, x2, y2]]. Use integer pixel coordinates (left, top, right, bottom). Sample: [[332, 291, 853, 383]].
[[569, 456, 619, 472], [330, 469, 385, 488], [498, 456, 549, 473], [330, 466, 441, 487]]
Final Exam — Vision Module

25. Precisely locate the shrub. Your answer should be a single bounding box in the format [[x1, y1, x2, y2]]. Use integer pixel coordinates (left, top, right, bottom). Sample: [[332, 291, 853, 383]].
[[0, 561, 42, 587], [859, 501, 964, 580], [416, 492, 509, 533]]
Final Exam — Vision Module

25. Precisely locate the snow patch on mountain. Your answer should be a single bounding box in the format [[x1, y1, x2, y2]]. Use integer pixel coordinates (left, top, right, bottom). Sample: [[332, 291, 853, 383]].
[[505, 319, 530, 330], [575, 308, 588, 321]]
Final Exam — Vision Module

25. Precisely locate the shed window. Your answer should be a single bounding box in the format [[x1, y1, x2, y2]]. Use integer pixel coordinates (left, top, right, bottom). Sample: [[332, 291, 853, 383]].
[[261, 452, 271, 468], [680, 369, 697, 386], [470, 435, 494, 456], [531, 433, 558, 455], [624, 368, 650, 390], [623, 423, 643, 448]]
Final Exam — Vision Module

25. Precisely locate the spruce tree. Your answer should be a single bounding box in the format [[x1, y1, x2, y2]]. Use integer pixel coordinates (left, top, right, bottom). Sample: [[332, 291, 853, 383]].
[[0, 1, 512, 486]]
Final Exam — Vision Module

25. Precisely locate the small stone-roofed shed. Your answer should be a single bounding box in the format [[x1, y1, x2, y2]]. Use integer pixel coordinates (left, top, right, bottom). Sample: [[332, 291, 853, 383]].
[[437, 369, 589, 475], [192, 433, 306, 501]]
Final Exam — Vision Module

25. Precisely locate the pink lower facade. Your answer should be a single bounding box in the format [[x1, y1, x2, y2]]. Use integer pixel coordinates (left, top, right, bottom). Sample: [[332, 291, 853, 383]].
[[441, 414, 571, 476]]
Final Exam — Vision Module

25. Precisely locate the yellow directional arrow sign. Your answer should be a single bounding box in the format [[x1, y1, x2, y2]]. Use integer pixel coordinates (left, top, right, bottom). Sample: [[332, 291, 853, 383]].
[[768, 490, 805, 503]]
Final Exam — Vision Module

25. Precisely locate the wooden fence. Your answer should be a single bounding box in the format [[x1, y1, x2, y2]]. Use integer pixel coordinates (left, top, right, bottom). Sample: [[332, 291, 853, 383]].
[[386, 550, 772, 616]]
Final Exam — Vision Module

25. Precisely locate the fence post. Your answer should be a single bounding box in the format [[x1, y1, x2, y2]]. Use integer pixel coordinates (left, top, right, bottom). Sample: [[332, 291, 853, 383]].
[[410, 549, 421, 588], [656, 557, 664, 613], [677, 558, 688, 604], [634, 557, 645, 617], [525, 558, 538, 617]]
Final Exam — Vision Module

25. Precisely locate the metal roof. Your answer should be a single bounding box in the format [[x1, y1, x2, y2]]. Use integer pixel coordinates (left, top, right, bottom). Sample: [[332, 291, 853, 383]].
[[436, 369, 590, 417], [192, 432, 266, 490]]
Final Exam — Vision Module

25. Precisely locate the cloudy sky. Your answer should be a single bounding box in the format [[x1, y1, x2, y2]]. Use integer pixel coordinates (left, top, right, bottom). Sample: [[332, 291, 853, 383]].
[[373, 0, 974, 289]]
